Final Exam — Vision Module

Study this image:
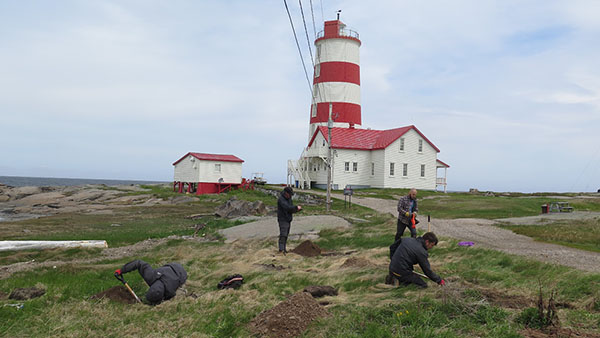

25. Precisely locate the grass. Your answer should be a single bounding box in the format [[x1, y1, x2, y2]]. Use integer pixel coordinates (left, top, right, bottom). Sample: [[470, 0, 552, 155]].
[[1, 187, 599, 336], [499, 218, 600, 253]]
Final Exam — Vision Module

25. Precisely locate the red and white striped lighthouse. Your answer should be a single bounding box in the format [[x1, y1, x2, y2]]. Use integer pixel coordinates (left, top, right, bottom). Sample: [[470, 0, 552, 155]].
[[309, 19, 362, 140]]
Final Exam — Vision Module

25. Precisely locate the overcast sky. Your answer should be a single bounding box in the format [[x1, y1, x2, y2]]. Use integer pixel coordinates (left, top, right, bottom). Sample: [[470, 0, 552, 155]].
[[1, 1, 599, 192]]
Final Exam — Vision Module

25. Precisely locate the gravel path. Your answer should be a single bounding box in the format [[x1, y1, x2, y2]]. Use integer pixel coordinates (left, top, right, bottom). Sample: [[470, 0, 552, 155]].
[[330, 194, 600, 273], [219, 215, 350, 243]]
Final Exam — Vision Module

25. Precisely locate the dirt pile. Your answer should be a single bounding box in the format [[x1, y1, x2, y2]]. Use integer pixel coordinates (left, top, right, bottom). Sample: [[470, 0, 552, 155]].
[[303, 285, 338, 298], [247, 291, 329, 337], [341, 257, 373, 268], [214, 197, 267, 218], [90, 286, 138, 304], [291, 240, 321, 257], [9, 287, 45, 300], [0, 290, 8, 300]]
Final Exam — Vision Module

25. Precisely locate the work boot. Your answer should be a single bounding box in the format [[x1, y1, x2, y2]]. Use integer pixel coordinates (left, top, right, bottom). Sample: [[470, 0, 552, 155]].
[[384, 273, 394, 285]]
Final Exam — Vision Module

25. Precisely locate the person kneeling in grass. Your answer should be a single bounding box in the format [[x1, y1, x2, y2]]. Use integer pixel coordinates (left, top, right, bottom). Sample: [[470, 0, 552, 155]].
[[115, 260, 187, 305], [389, 232, 445, 288]]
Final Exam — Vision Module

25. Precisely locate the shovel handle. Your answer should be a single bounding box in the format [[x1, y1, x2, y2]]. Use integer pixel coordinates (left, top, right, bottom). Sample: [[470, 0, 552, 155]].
[[114, 272, 142, 303]]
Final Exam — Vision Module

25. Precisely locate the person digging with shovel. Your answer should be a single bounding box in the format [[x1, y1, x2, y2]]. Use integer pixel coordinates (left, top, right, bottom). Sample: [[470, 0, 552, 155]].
[[114, 260, 187, 305], [389, 232, 445, 288]]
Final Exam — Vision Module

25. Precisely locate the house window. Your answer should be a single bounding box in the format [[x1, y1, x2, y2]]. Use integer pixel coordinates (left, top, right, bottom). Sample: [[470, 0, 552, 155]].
[[352, 162, 358, 172], [403, 163, 408, 177], [322, 140, 325, 147], [418, 139, 423, 152], [399, 138, 405, 152], [421, 164, 426, 177], [345, 162, 350, 172], [390, 163, 395, 176], [371, 163, 375, 176], [312, 103, 317, 117], [214, 164, 221, 173]]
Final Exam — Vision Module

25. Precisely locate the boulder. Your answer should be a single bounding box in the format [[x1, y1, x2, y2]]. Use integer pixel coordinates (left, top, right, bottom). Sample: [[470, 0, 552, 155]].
[[215, 198, 267, 218]]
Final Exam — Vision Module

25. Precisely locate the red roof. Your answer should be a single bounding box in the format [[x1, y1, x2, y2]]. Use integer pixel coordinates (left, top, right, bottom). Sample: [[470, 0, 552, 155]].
[[172, 152, 244, 166], [308, 125, 440, 152], [436, 159, 450, 168]]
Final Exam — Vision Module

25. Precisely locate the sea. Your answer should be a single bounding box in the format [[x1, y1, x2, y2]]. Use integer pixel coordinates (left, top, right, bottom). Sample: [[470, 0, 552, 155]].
[[0, 176, 167, 188]]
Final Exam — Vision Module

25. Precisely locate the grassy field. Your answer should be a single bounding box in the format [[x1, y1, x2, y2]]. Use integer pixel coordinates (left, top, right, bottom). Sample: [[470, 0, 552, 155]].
[[1, 187, 599, 337], [499, 218, 600, 253]]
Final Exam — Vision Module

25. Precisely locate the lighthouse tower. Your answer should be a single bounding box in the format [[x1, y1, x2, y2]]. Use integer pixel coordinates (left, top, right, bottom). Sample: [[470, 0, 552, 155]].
[[308, 20, 362, 140]]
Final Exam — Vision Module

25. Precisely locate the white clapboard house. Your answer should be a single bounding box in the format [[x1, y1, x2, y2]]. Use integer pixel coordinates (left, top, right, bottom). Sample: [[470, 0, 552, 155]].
[[173, 152, 244, 195], [287, 19, 449, 191]]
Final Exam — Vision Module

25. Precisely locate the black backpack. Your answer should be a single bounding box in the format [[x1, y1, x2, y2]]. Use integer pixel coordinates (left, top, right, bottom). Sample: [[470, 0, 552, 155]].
[[217, 274, 244, 290]]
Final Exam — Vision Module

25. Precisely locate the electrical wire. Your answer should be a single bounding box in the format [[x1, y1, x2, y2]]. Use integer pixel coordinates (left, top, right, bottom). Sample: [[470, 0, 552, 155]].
[[283, 0, 313, 96], [298, 0, 315, 68], [308, 0, 317, 40]]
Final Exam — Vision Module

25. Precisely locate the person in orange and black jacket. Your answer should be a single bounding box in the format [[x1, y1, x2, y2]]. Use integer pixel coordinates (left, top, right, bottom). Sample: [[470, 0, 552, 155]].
[[396, 188, 419, 240]]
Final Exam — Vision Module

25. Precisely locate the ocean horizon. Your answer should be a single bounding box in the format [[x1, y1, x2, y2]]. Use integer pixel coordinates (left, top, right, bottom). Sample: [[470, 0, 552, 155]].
[[0, 175, 168, 188]]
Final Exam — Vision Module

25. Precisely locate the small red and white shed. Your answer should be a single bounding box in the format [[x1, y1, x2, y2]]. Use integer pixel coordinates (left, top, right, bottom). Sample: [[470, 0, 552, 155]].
[[173, 152, 244, 195]]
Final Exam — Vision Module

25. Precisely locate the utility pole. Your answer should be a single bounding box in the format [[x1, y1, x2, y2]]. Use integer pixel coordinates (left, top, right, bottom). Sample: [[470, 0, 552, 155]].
[[326, 103, 333, 211]]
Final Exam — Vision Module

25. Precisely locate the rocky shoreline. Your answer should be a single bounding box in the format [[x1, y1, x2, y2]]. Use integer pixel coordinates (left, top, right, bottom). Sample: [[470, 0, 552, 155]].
[[0, 183, 195, 222]]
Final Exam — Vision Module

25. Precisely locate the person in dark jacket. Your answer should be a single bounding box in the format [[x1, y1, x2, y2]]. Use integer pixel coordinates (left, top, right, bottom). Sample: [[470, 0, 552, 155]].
[[396, 188, 419, 240], [389, 232, 445, 288], [277, 186, 302, 254], [114, 260, 187, 305]]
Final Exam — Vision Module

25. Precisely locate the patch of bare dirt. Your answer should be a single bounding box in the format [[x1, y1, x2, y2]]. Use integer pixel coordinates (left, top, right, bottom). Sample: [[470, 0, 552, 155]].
[[90, 286, 138, 304], [247, 291, 329, 338], [0, 290, 8, 300], [291, 240, 321, 257], [341, 257, 374, 268], [9, 287, 45, 300], [521, 327, 600, 338], [477, 287, 533, 309], [303, 285, 338, 298]]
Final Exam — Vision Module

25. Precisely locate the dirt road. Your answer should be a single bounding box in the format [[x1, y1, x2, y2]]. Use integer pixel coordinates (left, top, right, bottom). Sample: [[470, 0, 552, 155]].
[[349, 196, 600, 273]]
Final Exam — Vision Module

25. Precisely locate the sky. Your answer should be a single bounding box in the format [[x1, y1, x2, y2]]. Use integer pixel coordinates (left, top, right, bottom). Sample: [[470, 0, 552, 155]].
[[1, 1, 599, 192]]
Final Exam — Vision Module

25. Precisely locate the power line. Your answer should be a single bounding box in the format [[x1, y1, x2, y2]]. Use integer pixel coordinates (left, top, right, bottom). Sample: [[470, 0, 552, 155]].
[[283, 0, 313, 96], [298, 0, 315, 68], [308, 0, 317, 40]]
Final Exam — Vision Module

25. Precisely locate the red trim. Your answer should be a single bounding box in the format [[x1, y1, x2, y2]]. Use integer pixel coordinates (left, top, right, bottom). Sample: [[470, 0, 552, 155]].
[[314, 62, 360, 85], [436, 159, 450, 168], [173, 152, 244, 166], [316, 20, 361, 45], [310, 102, 361, 125]]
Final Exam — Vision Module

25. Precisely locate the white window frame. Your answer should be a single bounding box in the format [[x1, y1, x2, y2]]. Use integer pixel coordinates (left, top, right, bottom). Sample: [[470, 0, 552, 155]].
[[315, 63, 321, 78], [399, 138, 405, 152], [214, 163, 221, 173], [418, 139, 423, 153], [371, 162, 375, 176], [403, 163, 408, 177], [352, 162, 358, 172], [344, 162, 350, 172], [421, 164, 425, 177], [389, 162, 395, 176], [312, 103, 317, 117]]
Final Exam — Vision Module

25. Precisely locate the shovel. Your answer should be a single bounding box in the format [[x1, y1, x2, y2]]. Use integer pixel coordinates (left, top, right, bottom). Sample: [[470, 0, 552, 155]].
[[114, 272, 142, 303], [413, 271, 446, 286]]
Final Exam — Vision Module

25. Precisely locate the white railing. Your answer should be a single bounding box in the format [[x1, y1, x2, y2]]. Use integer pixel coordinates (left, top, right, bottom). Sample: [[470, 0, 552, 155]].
[[436, 178, 446, 185], [316, 28, 359, 40]]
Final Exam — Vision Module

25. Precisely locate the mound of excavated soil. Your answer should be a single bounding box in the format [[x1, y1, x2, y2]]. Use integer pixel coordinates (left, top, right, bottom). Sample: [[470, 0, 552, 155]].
[[247, 291, 329, 338], [90, 286, 138, 304], [9, 287, 45, 300], [291, 240, 321, 257], [341, 257, 373, 268], [0, 290, 8, 300], [303, 285, 338, 298]]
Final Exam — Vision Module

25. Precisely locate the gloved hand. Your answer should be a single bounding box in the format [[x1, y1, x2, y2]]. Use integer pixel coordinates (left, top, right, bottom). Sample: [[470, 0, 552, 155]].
[[439, 279, 446, 286], [114, 269, 122, 276]]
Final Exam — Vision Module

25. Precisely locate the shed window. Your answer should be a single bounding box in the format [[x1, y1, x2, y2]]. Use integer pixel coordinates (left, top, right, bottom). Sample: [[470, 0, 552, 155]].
[[214, 164, 221, 173]]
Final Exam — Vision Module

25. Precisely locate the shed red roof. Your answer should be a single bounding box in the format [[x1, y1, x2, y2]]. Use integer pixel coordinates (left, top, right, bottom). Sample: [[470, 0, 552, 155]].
[[308, 125, 440, 152], [172, 152, 244, 166]]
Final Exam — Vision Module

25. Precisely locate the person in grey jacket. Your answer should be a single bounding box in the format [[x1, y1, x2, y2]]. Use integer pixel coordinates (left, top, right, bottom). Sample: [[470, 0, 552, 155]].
[[396, 188, 418, 240], [114, 260, 187, 304], [389, 232, 445, 288], [277, 186, 302, 254]]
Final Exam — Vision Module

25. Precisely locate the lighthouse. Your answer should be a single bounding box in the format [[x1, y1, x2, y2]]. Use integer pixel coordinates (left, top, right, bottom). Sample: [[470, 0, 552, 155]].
[[308, 19, 362, 140]]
